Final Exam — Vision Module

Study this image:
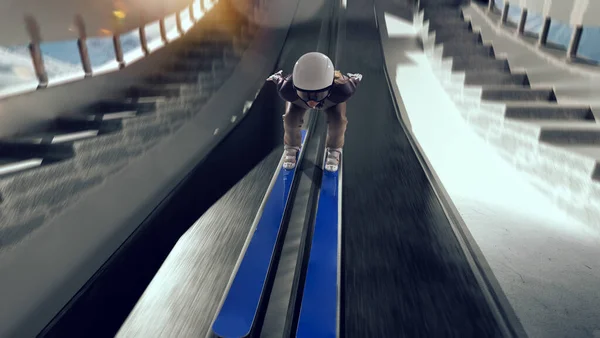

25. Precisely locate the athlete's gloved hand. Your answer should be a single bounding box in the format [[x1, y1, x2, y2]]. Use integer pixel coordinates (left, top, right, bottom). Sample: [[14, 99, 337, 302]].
[[347, 73, 363, 82], [266, 70, 284, 83]]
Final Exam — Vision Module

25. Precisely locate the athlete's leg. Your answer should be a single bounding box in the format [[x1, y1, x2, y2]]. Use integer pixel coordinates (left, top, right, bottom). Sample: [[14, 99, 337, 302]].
[[324, 102, 348, 172], [282, 101, 307, 169]]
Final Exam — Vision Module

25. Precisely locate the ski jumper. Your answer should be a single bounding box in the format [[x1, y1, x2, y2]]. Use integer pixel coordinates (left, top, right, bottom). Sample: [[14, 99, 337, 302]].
[[268, 71, 362, 150]]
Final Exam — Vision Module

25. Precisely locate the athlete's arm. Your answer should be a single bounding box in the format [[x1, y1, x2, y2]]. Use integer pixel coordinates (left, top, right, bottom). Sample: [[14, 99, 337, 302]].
[[266, 70, 285, 86], [328, 72, 363, 103], [266, 71, 298, 102], [345, 73, 363, 89]]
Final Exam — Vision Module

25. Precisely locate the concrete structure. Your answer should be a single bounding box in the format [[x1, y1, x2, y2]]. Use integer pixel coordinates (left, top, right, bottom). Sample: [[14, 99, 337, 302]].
[[416, 1, 600, 230]]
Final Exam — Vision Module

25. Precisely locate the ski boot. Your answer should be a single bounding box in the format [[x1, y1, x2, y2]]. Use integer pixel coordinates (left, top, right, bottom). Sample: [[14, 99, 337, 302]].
[[325, 147, 342, 172], [283, 145, 300, 170]]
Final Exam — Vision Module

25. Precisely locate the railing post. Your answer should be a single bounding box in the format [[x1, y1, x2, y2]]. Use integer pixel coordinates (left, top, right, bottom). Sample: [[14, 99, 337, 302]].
[[189, 3, 195, 22], [500, 3, 509, 24], [176, 11, 184, 35], [159, 19, 168, 43], [538, 17, 551, 46], [488, 0, 494, 12], [111, 14, 125, 69], [139, 26, 149, 55], [517, 8, 528, 35], [25, 15, 48, 89], [139, 13, 150, 56], [74, 15, 92, 77], [567, 26, 583, 62], [112, 34, 125, 69]]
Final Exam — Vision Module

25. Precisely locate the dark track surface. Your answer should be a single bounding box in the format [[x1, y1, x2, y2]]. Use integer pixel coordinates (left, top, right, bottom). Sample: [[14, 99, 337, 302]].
[[339, 0, 504, 336]]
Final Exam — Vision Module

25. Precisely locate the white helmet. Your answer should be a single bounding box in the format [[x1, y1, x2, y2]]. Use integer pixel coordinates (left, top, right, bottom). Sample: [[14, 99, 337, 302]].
[[292, 52, 335, 92]]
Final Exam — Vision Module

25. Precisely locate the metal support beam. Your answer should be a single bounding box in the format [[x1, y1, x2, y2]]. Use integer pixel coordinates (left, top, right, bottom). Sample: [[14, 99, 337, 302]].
[[176, 11, 184, 35], [517, 9, 528, 35], [189, 4, 195, 22], [567, 26, 583, 62], [500, 3, 509, 24], [112, 34, 125, 69], [159, 18, 168, 43], [74, 15, 92, 77], [25, 15, 48, 88], [538, 17, 551, 46], [139, 25, 150, 56]]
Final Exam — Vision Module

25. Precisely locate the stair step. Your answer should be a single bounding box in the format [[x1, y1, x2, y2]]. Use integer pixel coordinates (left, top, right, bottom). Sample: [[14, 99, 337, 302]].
[[423, 6, 464, 17], [64, 111, 137, 122], [173, 53, 239, 70], [568, 147, 600, 179], [449, 57, 509, 71], [503, 103, 594, 121], [123, 96, 166, 104], [5, 172, 104, 217], [0, 164, 85, 219], [480, 86, 556, 101], [464, 70, 529, 86], [0, 159, 76, 197], [428, 20, 471, 32], [441, 42, 495, 58], [17, 130, 99, 144], [93, 100, 157, 114], [555, 145, 600, 180], [158, 107, 192, 126], [148, 69, 228, 84], [425, 15, 465, 25], [97, 110, 138, 120], [443, 44, 496, 61], [181, 48, 226, 59], [83, 111, 166, 151], [522, 120, 600, 145], [171, 59, 221, 72], [0, 140, 74, 161], [71, 131, 141, 175], [434, 30, 482, 44], [121, 113, 160, 130], [128, 84, 183, 98], [119, 113, 171, 147], [0, 15, 248, 220], [127, 120, 171, 148], [72, 132, 125, 155], [424, 11, 465, 22], [54, 116, 122, 134], [183, 45, 233, 58], [0, 158, 43, 177]]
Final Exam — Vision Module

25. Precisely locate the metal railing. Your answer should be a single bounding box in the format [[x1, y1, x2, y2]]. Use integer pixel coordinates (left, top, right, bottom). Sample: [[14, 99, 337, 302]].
[[487, 0, 600, 64], [0, 0, 220, 99]]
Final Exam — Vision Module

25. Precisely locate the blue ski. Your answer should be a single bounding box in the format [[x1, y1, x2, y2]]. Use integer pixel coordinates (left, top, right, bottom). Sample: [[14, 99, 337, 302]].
[[296, 154, 342, 338], [212, 130, 307, 338]]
